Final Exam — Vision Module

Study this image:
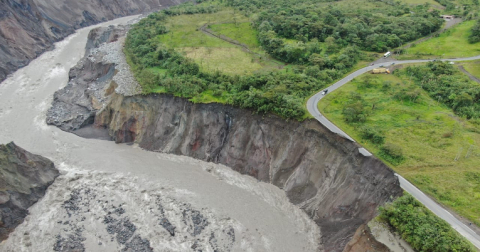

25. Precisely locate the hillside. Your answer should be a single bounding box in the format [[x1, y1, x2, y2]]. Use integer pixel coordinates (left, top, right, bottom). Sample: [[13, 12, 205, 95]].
[[124, 0, 443, 120]]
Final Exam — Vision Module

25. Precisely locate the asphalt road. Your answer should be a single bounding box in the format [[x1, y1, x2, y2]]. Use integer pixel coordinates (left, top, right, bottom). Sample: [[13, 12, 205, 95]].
[[307, 55, 480, 249]]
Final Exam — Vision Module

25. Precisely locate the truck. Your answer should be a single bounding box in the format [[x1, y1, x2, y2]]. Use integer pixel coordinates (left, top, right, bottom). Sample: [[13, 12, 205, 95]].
[[372, 68, 390, 74]]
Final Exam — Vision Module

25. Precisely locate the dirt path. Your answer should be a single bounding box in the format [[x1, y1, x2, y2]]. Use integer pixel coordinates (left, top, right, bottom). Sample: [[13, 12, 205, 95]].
[[458, 65, 480, 83], [199, 23, 256, 55], [198, 23, 283, 67]]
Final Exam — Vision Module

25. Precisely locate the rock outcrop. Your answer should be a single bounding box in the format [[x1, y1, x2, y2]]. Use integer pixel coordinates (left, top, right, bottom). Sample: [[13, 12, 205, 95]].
[[0, 142, 59, 241], [0, 0, 187, 84], [46, 25, 129, 133], [47, 26, 404, 251]]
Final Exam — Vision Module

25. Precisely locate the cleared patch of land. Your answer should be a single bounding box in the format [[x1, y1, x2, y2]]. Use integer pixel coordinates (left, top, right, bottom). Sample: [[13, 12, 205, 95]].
[[181, 47, 263, 75], [319, 71, 480, 226], [400, 0, 442, 5], [209, 22, 260, 50], [400, 20, 480, 58], [156, 9, 284, 75]]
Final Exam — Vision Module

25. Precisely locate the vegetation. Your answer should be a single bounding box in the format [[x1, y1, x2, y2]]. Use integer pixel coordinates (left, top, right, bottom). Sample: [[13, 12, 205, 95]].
[[405, 61, 480, 119], [319, 67, 480, 226], [462, 60, 480, 78], [469, 19, 480, 43], [227, 0, 443, 54], [401, 20, 480, 58], [379, 194, 475, 252], [124, 0, 449, 120]]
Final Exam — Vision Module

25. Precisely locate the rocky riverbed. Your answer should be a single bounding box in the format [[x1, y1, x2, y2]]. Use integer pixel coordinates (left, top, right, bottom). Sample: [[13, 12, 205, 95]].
[[1, 165, 247, 252]]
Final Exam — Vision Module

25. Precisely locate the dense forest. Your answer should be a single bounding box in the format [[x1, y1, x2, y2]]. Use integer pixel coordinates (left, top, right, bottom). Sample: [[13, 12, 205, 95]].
[[227, 0, 443, 53], [124, 0, 448, 119]]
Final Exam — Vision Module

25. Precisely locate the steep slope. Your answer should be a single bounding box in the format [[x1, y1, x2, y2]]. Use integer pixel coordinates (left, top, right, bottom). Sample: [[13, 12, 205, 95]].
[[94, 93, 402, 250], [0, 0, 187, 83], [0, 142, 59, 241]]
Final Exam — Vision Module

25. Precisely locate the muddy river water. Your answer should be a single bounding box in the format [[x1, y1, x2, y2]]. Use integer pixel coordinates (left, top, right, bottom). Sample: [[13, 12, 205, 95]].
[[0, 16, 320, 252]]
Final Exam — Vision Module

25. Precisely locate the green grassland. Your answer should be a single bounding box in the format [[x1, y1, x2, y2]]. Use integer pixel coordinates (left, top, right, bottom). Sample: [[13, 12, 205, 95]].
[[401, 20, 480, 58], [400, 0, 442, 5], [319, 70, 480, 226], [209, 22, 260, 49], [462, 60, 480, 79], [156, 9, 286, 75]]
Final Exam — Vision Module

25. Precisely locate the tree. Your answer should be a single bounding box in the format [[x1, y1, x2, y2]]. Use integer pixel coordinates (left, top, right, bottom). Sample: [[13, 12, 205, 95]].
[[468, 20, 480, 44]]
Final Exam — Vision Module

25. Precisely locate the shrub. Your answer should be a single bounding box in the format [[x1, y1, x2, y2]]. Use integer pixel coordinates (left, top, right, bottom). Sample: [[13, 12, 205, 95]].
[[379, 194, 475, 252], [380, 142, 404, 164], [468, 20, 480, 44], [360, 126, 385, 144], [342, 92, 369, 123]]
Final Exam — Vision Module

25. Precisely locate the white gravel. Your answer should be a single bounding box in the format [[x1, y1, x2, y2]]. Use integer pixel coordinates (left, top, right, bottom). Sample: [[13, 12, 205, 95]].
[[88, 37, 142, 96]]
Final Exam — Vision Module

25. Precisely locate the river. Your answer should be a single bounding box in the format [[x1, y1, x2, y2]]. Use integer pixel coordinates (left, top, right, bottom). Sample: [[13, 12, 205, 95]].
[[0, 16, 320, 252]]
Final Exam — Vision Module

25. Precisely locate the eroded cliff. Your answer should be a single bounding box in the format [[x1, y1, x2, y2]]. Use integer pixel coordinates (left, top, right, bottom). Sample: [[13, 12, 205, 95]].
[[0, 142, 59, 241], [93, 93, 402, 250], [0, 0, 187, 83]]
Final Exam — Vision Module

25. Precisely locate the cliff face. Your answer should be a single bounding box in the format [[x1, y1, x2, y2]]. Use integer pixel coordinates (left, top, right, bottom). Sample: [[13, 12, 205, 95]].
[[0, 142, 59, 241], [0, 0, 187, 83], [94, 94, 403, 250]]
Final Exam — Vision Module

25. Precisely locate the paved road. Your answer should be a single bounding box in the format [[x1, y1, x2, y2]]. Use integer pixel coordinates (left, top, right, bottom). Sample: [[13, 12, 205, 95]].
[[306, 55, 480, 249]]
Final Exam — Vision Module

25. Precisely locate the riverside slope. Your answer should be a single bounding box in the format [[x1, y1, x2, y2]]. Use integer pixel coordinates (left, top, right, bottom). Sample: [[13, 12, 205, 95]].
[[96, 94, 403, 250], [0, 0, 187, 84], [46, 26, 403, 251], [0, 142, 59, 241]]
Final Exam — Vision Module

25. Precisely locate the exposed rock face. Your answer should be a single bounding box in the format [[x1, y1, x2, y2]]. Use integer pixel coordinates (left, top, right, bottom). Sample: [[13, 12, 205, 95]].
[[0, 142, 59, 241], [46, 26, 403, 251], [0, 0, 187, 84], [46, 26, 128, 133], [94, 93, 402, 250]]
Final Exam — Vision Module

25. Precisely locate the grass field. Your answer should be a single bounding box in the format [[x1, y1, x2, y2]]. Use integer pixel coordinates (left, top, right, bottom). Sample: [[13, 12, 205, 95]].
[[401, 20, 480, 58], [156, 9, 286, 75], [181, 47, 263, 75], [319, 71, 480, 226], [209, 22, 260, 49], [461, 60, 480, 79], [400, 0, 442, 5]]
